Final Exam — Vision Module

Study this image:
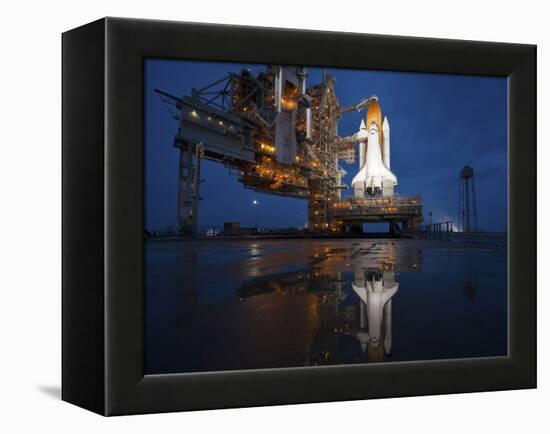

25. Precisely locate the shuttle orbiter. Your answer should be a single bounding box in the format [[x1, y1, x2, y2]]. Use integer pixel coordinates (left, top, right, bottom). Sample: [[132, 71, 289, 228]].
[[351, 99, 397, 198]]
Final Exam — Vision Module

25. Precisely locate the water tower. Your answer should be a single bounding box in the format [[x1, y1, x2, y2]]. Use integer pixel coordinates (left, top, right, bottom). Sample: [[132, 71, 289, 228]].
[[458, 165, 478, 232]]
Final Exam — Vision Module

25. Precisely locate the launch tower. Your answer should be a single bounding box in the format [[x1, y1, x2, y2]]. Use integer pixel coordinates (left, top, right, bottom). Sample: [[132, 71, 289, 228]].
[[156, 65, 422, 235]]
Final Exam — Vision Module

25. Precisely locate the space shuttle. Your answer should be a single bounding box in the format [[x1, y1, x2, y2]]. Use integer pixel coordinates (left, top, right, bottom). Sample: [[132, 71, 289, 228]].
[[351, 99, 397, 198], [352, 270, 398, 361]]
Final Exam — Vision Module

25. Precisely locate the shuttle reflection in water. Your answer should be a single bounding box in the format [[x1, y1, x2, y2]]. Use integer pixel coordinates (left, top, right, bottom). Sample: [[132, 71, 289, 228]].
[[353, 269, 398, 362], [201, 242, 421, 367], [145, 239, 507, 374]]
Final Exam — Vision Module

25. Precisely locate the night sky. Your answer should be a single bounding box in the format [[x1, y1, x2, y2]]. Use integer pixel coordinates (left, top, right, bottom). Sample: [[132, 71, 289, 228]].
[[145, 59, 507, 232]]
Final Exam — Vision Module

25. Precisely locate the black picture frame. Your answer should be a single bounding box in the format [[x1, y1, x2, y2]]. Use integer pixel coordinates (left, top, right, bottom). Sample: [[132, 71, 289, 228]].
[[62, 17, 536, 416]]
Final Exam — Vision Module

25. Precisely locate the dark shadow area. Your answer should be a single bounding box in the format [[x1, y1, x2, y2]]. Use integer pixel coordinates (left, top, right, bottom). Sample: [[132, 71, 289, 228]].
[[38, 385, 61, 400]]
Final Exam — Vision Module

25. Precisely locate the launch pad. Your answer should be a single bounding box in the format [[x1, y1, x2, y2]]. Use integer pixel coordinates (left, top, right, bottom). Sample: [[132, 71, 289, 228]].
[[329, 196, 422, 234], [156, 65, 422, 234]]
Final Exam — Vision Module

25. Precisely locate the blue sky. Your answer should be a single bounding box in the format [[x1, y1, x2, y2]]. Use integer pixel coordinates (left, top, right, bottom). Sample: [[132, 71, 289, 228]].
[[145, 59, 507, 231]]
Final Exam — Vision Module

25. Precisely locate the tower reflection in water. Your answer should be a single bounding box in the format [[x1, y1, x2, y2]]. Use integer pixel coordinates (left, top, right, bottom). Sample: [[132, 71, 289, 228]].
[[146, 238, 504, 374], [298, 245, 419, 366], [178, 242, 422, 366]]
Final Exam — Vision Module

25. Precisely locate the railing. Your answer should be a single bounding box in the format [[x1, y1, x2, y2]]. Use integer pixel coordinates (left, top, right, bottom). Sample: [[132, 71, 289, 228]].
[[415, 223, 507, 250], [146, 226, 224, 239], [419, 221, 454, 239]]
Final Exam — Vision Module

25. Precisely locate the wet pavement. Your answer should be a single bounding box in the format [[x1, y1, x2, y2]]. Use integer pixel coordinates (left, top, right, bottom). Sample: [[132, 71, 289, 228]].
[[145, 238, 507, 374]]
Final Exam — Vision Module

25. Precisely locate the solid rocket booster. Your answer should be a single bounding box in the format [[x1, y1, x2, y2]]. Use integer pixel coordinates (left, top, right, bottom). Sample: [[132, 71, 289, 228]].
[[358, 119, 367, 169], [382, 116, 390, 169], [351, 100, 397, 197]]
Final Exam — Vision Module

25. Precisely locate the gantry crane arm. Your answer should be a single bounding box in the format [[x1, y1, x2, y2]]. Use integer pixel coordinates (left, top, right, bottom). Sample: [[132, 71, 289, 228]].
[[340, 95, 378, 114], [154, 88, 184, 120]]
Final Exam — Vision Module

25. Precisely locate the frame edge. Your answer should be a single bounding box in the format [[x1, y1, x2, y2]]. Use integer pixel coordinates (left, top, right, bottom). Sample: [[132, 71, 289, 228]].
[[62, 18, 107, 415]]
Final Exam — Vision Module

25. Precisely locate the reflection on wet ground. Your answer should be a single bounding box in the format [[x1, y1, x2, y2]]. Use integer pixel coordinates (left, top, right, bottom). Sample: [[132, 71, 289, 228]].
[[145, 238, 507, 374]]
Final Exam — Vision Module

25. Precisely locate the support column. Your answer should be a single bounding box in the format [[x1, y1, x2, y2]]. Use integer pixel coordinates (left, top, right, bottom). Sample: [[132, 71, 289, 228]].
[[177, 142, 202, 236]]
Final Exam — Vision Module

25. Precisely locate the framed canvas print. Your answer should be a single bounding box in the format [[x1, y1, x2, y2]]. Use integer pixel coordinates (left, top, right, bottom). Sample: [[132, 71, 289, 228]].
[[62, 17, 536, 416]]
